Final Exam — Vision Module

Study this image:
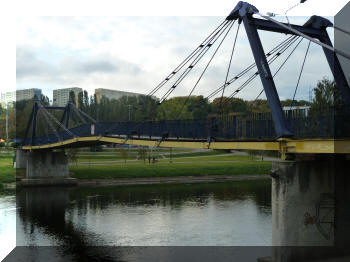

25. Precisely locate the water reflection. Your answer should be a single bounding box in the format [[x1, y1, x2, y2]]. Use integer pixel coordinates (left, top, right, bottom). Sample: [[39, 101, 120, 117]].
[[12, 180, 271, 261]]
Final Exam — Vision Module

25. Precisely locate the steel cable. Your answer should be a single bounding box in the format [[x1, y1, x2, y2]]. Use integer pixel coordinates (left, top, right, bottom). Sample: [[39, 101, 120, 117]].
[[147, 20, 229, 97], [176, 21, 236, 120]]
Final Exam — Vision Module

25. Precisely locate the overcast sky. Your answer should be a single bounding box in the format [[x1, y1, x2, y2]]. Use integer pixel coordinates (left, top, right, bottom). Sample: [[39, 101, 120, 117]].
[[15, 0, 348, 103], [16, 15, 336, 102]]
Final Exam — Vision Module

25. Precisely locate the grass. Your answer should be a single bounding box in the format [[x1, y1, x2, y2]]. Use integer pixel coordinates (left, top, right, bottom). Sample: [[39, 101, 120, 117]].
[[0, 154, 16, 185], [73, 150, 233, 163], [70, 161, 272, 179], [0, 149, 272, 185], [70, 149, 271, 179], [162, 154, 256, 162]]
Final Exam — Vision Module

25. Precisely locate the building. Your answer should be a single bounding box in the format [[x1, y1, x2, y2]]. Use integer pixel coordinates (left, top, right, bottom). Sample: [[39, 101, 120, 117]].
[[95, 88, 145, 104], [282, 105, 310, 117], [53, 87, 83, 107], [0, 88, 42, 108]]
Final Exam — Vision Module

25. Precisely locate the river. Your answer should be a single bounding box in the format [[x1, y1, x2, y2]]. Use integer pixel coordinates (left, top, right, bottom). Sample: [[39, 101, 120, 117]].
[[1, 180, 272, 261]]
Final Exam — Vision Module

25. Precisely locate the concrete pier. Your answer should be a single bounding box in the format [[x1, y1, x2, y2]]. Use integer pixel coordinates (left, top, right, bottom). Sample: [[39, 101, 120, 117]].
[[17, 150, 77, 187], [26, 151, 69, 178], [15, 149, 28, 169], [271, 155, 350, 262]]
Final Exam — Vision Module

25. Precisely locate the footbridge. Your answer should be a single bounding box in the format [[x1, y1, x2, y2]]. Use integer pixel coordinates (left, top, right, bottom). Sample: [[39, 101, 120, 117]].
[[20, 104, 350, 155], [16, 2, 350, 261]]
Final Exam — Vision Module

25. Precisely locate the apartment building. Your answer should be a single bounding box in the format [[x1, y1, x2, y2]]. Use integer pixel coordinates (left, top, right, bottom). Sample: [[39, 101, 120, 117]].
[[53, 87, 82, 107], [0, 88, 42, 108], [95, 88, 145, 104]]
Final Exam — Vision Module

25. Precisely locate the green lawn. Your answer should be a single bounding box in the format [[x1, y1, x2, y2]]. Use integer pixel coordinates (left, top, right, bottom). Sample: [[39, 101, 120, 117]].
[[73, 150, 233, 163], [0, 154, 16, 185], [0, 150, 272, 186], [70, 161, 272, 179], [162, 154, 256, 162]]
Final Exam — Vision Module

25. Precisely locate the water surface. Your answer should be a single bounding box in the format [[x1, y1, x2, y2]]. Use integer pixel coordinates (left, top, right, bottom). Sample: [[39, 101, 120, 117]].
[[2, 180, 272, 261]]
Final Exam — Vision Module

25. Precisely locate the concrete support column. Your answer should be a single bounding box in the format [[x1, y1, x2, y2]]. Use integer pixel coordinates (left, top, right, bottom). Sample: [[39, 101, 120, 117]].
[[26, 150, 69, 178], [15, 149, 28, 169], [271, 155, 350, 262]]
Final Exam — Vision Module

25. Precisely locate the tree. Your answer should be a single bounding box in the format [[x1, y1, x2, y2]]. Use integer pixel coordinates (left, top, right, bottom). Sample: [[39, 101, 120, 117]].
[[211, 97, 249, 115], [69, 91, 76, 105], [247, 99, 270, 113], [120, 148, 128, 163], [67, 148, 78, 166], [309, 78, 342, 114], [137, 146, 147, 163], [156, 96, 210, 120]]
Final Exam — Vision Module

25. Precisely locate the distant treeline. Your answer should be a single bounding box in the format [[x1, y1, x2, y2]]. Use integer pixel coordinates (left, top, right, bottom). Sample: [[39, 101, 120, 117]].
[[0, 78, 341, 140]]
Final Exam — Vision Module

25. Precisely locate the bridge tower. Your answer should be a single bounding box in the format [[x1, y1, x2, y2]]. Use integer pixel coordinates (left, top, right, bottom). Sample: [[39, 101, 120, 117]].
[[17, 100, 86, 186], [227, 2, 350, 261]]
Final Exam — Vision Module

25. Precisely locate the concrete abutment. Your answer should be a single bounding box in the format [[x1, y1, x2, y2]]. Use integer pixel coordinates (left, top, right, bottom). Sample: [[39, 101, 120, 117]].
[[16, 149, 77, 187], [271, 155, 350, 262]]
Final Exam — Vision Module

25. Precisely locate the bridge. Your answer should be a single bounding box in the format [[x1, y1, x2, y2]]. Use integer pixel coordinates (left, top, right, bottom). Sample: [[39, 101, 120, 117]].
[[16, 2, 350, 261], [20, 102, 350, 154]]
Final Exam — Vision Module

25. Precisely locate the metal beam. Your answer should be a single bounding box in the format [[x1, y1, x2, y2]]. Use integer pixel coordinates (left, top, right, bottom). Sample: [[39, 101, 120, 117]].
[[65, 102, 71, 129], [43, 106, 66, 110], [21, 136, 350, 154], [242, 15, 293, 138], [22, 106, 35, 147], [31, 101, 39, 146], [250, 17, 324, 38]]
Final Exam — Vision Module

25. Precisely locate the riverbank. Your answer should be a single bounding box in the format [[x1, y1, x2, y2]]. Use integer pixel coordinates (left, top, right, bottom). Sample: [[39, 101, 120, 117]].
[[70, 160, 271, 179], [1, 150, 272, 188], [76, 174, 270, 187]]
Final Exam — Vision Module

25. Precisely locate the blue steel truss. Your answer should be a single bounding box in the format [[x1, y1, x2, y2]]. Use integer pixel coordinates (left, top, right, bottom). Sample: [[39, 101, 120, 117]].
[[227, 1, 350, 138]]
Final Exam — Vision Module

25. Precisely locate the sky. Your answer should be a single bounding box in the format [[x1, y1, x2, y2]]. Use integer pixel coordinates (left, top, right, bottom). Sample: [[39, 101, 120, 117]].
[[1, 0, 350, 261], [13, 1, 349, 103]]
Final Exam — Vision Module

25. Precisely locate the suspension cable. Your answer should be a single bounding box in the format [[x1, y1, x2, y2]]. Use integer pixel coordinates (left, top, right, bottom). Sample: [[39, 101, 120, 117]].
[[38, 108, 62, 141], [225, 36, 301, 99], [183, 36, 300, 114], [176, 21, 236, 120], [214, 36, 301, 111], [101, 22, 234, 136], [219, 22, 241, 114], [75, 106, 97, 123], [254, 37, 304, 101], [71, 105, 87, 124], [39, 104, 76, 138], [290, 40, 311, 109], [206, 35, 298, 100], [158, 20, 234, 103], [147, 20, 229, 97]]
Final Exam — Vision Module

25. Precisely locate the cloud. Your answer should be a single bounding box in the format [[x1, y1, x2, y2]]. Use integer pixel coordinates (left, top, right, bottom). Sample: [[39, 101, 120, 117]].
[[16, 16, 335, 102], [16, 45, 142, 83]]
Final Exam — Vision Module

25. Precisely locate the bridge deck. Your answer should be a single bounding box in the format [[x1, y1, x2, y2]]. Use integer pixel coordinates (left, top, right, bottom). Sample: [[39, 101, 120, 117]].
[[21, 136, 350, 154]]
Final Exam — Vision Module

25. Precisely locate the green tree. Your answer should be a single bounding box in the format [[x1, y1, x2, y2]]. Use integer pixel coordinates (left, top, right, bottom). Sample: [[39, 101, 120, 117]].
[[156, 96, 210, 120], [69, 91, 76, 105], [247, 99, 270, 113], [211, 97, 249, 115], [120, 148, 128, 163], [67, 148, 78, 166], [310, 78, 341, 114], [137, 146, 147, 163]]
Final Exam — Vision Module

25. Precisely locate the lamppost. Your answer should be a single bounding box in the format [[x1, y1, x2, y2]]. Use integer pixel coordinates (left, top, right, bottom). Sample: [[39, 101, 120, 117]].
[[5, 104, 9, 153], [126, 104, 133, 121]]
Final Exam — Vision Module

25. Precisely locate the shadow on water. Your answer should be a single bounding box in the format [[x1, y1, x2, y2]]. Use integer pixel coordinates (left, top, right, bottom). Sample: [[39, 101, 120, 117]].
[[6, 180, 272, 262]]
